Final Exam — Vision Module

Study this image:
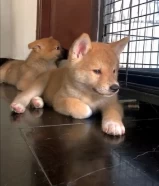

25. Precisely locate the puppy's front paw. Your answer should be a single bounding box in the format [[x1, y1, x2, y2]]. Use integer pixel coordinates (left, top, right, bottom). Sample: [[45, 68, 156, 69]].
[[72, 105, 92, 119], [31, 97, 44, 109], [10, 103, 26, 113], [102, 120, 125, 136]]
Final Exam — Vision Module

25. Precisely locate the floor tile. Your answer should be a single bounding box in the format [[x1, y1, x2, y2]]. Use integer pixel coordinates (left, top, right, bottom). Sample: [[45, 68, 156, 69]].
[[1, 84, 159, 186]]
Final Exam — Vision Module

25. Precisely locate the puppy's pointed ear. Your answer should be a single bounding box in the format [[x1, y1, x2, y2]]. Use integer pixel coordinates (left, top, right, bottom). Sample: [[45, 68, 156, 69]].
[[28, 40, 44, 52], [69, 33, 92, 62], [109, 37, 129, 57]]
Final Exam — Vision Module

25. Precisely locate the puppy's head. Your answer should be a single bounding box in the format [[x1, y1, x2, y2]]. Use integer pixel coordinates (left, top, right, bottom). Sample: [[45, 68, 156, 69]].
[[28, 37, 63, 61], [68, 33, 129, 97]]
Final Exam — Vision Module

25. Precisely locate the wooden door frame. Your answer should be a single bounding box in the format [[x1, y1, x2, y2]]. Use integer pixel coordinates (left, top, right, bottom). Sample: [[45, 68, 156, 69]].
[[36, 0, 52, 39], [36, 0, 104, 41]]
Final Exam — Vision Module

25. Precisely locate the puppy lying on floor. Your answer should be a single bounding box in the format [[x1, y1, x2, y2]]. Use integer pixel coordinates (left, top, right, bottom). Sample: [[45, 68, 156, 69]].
[[10, 33, 129, 136], [0, 37, 63, 91]]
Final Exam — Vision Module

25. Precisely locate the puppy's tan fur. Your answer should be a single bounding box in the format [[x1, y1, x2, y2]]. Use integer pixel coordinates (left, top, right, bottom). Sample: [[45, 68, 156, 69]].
[[0, 37, 62, 91], [10, 33, 129, 136]]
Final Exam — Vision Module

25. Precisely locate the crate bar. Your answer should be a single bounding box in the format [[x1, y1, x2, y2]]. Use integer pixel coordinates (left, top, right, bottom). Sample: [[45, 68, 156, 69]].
[[125, 0, 132, 85], [104, 0, 154, 16]]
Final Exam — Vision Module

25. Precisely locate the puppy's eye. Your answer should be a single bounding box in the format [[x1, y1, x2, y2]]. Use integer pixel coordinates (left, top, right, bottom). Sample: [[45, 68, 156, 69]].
[[55, 46, 60, 50], [113, 69, 116, 74], [93, 69, 101, 74]]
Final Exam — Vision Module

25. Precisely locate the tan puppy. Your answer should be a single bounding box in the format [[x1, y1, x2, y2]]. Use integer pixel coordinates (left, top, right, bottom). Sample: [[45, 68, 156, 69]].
[[0, 37, 63, 91], [10, 33, 129, 136]]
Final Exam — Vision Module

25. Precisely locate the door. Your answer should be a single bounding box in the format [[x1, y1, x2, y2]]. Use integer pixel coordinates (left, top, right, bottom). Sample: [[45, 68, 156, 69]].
[[37, 0, 101, 49]]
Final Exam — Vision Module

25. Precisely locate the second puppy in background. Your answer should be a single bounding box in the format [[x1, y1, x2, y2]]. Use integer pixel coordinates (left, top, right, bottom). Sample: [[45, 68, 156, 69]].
[[0, 37, 63, 91]]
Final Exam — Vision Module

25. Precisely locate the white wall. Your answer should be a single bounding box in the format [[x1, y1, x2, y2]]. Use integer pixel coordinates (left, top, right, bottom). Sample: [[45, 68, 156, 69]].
[[0, 0, 37, 60]]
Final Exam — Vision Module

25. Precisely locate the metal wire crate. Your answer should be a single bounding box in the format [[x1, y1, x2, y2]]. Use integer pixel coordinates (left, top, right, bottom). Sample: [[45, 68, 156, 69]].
[[100, 0, 159, 105]]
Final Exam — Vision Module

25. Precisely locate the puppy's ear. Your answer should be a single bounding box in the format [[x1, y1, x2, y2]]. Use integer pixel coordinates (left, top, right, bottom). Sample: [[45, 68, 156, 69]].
[[109, 37, 129, 57], [69, 33, 92, 62], [28, 40, 44, 52]]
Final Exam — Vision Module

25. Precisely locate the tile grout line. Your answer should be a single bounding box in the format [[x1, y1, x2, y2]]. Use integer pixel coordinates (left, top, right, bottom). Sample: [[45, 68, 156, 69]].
[[18, 122, 85, 129], [19, 128, 53, 186]]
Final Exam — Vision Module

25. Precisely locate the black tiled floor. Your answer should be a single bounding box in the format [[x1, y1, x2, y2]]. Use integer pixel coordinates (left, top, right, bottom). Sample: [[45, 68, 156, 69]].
[[0, 84, 159, 186]]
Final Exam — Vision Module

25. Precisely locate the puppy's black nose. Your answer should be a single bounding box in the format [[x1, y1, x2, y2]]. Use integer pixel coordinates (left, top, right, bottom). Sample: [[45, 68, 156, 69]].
[[110, 84, 120, 92]]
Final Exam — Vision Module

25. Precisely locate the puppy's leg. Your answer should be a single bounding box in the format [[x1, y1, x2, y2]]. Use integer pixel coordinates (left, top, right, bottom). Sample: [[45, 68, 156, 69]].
[[102, 101, 125, 136], [17, 80, 31, 91], [10, 89, 41, 113], [53, 97, 92, 119], [16, 72, 35, 91], [31, 96, 44, 109], [11, 73, 49, 113]]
